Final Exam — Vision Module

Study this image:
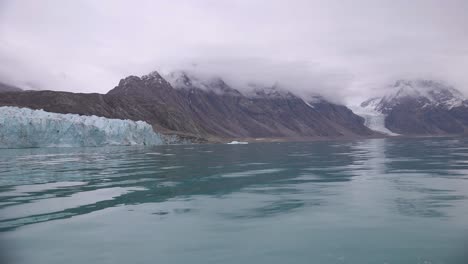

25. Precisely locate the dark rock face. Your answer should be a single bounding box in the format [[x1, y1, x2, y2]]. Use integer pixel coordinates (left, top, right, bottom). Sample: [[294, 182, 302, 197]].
[[384, 101, 467, 134], [0, 71, 377, 140], [361, 80, 468, 135], [312, 101, 373, 136], [0, 82, 22, 93]]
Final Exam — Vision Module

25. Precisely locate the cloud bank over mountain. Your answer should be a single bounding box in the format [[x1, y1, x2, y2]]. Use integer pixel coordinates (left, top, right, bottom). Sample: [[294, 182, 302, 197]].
[[1, 0, 467, 103]]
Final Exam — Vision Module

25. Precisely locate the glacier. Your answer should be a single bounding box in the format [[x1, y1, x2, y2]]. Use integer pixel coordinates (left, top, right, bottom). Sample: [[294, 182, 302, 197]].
[[0, 107, 164, 148], [350, 105, 399, 136]]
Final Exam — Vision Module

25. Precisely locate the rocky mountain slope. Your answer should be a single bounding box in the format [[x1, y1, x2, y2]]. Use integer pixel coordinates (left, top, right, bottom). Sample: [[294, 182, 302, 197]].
[[0, 82, 22, 93], [0, 71, 376, 141], [358, 80, 468, 135]]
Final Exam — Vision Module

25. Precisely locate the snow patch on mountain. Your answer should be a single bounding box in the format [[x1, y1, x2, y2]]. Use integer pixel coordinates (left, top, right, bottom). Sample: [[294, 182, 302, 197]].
[[300, 94, 330, 109], [244, 83, 297, 99], [166, 71, 208, 90], [141, 71, 168, 85], [0, 107, 164, 148], [165, 71, 241, 96]]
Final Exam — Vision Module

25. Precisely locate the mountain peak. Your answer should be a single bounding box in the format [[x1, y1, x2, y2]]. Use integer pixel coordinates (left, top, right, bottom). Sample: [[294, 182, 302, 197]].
[[108, 71, 172, 96], [366, 79, 466, 112], [142, 71, 164, 79], [166, 71, 192, 88], [141, 71, 170, 85], [245, 83, 297, 99], [165, 71, 242, 96], [165, 71, 201, 90]]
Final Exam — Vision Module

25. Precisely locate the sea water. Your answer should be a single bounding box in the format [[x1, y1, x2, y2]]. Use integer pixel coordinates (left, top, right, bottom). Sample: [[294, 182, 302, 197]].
[[0, 138, 467, 263]]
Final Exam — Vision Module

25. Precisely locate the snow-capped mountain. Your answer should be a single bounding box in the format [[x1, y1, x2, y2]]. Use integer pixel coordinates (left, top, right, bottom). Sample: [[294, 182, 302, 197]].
[[363, 80, 466, 113], [166, 71, 299, 99], [356, 80, 468, 135]]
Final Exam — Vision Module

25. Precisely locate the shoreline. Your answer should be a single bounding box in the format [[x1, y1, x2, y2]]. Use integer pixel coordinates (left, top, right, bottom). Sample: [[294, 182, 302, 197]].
[[1, 133, 466, 150], [184, 133, 468, 145]]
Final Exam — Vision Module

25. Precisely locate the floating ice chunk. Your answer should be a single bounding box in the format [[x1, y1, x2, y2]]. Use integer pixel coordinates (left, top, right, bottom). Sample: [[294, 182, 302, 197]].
[[0, 107, 164, 148], [227, 141, 248, 145]]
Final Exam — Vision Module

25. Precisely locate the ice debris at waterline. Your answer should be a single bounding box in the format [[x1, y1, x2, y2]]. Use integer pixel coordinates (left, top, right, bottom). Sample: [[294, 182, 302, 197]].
[[227, 141, 248, 144], [0, 107, 164, 148]]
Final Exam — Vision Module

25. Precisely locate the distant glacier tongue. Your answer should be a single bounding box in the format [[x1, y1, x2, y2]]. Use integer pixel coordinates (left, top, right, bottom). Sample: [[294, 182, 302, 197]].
[[0, 107, 164, 148], [349, 105, 399, 136]]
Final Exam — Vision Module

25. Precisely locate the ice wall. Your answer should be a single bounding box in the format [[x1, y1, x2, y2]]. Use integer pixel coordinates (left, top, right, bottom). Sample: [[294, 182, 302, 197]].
[[0, 107, 164, 148]]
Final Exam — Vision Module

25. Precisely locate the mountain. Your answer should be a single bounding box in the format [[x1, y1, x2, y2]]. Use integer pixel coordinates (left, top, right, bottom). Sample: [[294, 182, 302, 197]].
[[363, 80, 466, 112], [357, 80, 468, 135], [0, 82, 23, 93], [0, 71, 377, 142]]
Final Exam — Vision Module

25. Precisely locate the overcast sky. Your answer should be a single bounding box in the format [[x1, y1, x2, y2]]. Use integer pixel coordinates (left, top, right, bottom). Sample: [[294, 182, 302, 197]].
[[1, 0, 467, 103]]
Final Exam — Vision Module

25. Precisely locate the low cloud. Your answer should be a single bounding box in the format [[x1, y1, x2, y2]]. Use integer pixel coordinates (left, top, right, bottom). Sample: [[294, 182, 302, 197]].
[[1, 0, 467, 103]]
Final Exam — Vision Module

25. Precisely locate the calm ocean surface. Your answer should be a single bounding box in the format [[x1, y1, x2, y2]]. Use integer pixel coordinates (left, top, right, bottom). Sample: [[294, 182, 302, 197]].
[[0, 138, 467, 264]]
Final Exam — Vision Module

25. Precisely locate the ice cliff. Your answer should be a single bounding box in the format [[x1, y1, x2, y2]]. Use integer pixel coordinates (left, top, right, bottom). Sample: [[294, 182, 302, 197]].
[[0, 107, 164, 148]]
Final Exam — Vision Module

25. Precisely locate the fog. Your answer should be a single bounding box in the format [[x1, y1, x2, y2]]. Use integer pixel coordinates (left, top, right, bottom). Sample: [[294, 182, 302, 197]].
[[1, 0, 468, 103]]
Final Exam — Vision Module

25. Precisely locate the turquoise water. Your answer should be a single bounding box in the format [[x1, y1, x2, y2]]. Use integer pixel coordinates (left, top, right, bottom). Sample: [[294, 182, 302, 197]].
[[0, 138, 467, 263]]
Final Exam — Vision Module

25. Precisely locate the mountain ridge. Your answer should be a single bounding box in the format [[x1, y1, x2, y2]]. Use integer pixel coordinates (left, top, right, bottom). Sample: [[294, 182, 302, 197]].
[[2, 74, 466, 141], [0, 82, 23, 93], [357, 80, 468, 135], [0, 70, 377, 142]]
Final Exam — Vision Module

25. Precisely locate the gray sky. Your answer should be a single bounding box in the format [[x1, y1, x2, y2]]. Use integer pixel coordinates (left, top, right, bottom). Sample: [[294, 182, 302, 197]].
[[1, 0, 467, 103]]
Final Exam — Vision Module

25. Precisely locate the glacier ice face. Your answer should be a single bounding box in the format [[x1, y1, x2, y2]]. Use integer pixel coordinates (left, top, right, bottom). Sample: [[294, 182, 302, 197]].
[[0, 107, 164, 148]]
